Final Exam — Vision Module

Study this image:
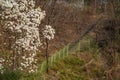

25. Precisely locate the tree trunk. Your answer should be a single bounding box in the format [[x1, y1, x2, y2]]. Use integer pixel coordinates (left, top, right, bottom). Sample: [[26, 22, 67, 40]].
[[93, 0, 97, 14], [45, 38, 49, 73]]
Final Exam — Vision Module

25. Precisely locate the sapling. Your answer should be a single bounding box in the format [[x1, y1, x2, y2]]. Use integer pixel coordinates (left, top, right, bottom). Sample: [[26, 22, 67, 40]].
[[42, 25, 55, 73]]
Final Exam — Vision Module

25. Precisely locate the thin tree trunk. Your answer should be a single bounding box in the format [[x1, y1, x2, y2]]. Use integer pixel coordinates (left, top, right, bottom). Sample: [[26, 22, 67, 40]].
[[94, 0, 97, 14], [45, 38, 49, 73], [45, 0, 56, 73]]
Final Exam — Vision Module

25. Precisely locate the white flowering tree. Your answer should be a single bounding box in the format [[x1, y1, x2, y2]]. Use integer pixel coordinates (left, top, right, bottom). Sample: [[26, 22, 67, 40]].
[[0, 0, 55, 73], [43, 25, 55, 72]]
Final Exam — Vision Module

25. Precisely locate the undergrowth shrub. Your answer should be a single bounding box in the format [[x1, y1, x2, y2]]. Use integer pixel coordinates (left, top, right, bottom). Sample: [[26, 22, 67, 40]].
[[0, 70, 22, 80]]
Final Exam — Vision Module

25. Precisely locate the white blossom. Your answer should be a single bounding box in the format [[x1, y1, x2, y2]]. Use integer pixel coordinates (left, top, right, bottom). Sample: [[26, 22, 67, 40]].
[[43, 25, 55, 40], [0, 0, 55, 73]]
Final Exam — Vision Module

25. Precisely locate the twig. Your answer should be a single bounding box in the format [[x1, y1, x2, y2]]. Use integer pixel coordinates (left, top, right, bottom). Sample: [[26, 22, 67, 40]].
[[81, 59, 94, 69]]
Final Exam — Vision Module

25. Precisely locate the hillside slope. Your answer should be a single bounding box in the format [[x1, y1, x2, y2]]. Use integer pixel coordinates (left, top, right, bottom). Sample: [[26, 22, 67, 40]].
[[38, 1, 98, 55]]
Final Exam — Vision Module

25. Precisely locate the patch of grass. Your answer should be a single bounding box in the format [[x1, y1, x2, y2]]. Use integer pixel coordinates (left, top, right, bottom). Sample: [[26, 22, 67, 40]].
[[90, 67, 104, 78], [49, 56, 88, 80]]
